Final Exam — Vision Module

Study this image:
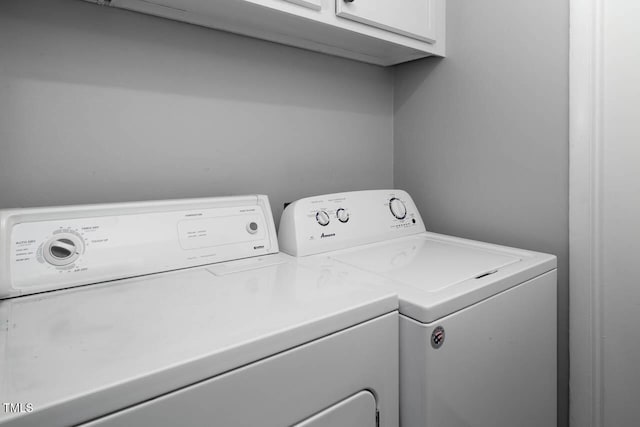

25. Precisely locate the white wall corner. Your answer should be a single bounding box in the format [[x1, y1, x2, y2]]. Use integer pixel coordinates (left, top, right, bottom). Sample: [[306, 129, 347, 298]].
[[569, 0, 604, 426]]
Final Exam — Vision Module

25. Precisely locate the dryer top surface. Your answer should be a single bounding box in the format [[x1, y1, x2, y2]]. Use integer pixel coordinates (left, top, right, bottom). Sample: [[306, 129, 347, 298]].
[[0, 255, 396, 426]]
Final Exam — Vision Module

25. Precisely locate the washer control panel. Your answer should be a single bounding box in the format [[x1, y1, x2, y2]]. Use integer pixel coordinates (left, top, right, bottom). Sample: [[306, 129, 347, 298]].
[[278, 189, 426, 256], [1, 195, 278, 299]]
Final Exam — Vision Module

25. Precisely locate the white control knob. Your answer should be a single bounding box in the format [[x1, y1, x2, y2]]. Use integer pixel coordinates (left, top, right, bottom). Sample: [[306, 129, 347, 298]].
[[389, 198, 407, 220], [316, 210, 330, 226], [43, 233, 83, 266], [336, 208, 349, 223]]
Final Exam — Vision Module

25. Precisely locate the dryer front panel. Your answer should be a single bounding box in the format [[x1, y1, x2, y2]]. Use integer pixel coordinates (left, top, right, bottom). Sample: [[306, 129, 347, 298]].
[[79, 312, 398, 427], [295, 391, 377, 427]]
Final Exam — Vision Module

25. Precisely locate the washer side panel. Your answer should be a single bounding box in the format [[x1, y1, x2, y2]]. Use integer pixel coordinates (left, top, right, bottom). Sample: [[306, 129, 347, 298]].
[[400, 271, 557, 427]]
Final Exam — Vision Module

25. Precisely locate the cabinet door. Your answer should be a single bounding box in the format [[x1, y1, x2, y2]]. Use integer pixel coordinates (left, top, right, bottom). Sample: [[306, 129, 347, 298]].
[[336, 0, 436, 43], [296, 391, 377, 427]]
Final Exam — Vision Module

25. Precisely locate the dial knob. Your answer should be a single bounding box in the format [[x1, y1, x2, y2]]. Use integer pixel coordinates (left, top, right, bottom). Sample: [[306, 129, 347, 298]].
[[389, 198, 407, 220], [336, 208, 350, 223], [316, 210, 330, 226], [43, 233, 83, 266]]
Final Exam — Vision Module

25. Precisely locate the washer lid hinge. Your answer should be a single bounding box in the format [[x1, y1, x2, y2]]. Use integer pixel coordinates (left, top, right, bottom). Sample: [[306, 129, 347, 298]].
[[376, 409, 380, 427]]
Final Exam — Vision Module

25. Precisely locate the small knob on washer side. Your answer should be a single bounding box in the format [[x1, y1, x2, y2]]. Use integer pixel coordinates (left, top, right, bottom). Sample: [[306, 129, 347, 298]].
[[316, 210, 330, 226], [336, 208, 350, 223]]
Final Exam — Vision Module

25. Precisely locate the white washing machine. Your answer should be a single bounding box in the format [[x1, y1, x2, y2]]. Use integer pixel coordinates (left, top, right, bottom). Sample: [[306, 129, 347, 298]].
[[0, 195, 399, 427], [278, 189, 557, 427]]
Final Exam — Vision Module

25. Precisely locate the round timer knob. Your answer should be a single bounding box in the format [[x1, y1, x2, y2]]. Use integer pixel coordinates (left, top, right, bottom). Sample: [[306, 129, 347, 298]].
[[43, 233, 83, 266], [316, 210, 330, 226], [336, 208, 349, 223], [389, 198, 407, 220]]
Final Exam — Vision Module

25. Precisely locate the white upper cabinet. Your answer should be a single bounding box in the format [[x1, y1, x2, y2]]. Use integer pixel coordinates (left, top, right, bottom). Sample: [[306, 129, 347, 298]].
[[86, 0, 445, 66], [336, 0, 436, 43]]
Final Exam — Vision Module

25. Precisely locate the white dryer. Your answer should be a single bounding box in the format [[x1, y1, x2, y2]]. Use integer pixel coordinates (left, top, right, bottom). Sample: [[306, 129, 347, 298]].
[[0, 195, 399, 427], [278, 189, 557, 427]]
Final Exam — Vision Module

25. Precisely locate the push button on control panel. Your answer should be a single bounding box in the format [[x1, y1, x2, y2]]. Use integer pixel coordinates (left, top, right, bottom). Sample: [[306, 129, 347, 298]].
[[246, 221, 259, 234]]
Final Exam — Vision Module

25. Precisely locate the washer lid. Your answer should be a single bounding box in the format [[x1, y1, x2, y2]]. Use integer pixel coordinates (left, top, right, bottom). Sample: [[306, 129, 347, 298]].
[[0, 255, 397, 426], [330, 232, 556, 323], [334, 237, 520, 291]]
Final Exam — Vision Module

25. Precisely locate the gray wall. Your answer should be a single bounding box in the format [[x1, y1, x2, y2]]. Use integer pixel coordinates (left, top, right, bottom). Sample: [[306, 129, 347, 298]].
[[393, 1, 569, 426], [0, 0, 393, 221]]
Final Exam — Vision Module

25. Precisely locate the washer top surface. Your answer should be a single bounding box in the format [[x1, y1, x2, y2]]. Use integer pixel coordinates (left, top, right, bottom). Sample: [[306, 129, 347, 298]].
[[278, 190, 557, 324], [333, 235, 521, 292], [0, 254, 396, 426], [328, 232, 555, 323]]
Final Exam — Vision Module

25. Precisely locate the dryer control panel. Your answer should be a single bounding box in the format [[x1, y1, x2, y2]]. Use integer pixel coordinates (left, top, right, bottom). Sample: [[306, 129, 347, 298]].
[[0, 195, 278, 299], [278, 189, 426, 256]]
